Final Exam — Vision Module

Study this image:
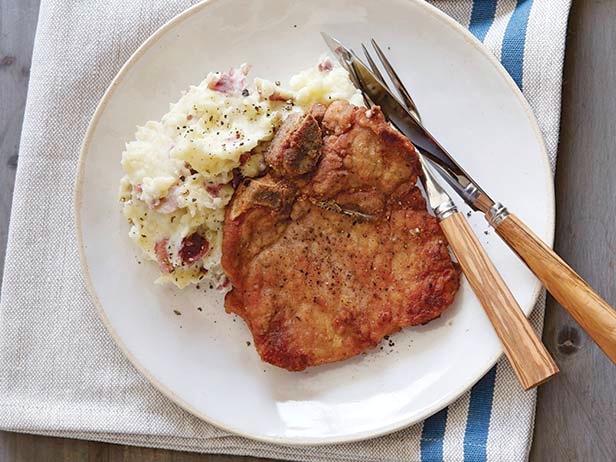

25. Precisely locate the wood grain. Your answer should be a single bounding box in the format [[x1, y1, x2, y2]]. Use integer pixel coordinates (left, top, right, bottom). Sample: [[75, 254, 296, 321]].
[[0, 0, 615, 461], [0, 0, 40, 291], [495, 213, 616, 362], [531, 0, 616, 460], [440, 212, 558, 389], [0, 432, 268, 462]]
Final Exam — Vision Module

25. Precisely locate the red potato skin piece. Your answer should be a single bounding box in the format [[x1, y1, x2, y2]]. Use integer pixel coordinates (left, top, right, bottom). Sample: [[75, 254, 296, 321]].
[[179, 233, 209, 265], [154, 239, 173, 273]]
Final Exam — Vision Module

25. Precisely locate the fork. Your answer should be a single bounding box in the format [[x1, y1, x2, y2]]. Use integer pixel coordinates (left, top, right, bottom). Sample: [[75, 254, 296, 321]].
[[360, 39, 559, 389]]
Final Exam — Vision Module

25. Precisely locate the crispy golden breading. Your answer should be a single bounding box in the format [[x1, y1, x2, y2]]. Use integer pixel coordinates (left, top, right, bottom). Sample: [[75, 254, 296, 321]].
[[222, 101, 459, 371]]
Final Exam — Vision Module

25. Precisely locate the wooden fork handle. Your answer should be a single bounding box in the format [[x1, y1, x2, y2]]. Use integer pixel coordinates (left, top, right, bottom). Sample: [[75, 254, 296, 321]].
[[440, 212, 558, 389], [493, 213, 616, 363]]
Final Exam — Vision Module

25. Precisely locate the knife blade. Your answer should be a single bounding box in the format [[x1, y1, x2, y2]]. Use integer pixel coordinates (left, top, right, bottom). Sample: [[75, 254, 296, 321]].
[[321, 32, 495, 214]]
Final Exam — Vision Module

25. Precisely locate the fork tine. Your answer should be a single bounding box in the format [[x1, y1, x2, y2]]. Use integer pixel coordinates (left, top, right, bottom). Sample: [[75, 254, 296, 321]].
[[349, 47, 375, 109], [361, 43, 386, 85], [370, 38, 421, 121]]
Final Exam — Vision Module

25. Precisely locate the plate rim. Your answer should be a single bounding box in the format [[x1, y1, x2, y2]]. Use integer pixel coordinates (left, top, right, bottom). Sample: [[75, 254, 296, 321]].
[[74, 0, 555, 445]]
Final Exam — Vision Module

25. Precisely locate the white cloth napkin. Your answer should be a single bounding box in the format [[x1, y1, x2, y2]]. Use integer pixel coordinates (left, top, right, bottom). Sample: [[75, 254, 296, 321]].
[[0, 1, 571, 461]]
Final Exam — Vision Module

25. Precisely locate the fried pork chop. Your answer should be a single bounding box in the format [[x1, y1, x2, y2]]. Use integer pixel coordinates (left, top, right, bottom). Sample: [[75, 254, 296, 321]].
[[222, 101, 460, 371]]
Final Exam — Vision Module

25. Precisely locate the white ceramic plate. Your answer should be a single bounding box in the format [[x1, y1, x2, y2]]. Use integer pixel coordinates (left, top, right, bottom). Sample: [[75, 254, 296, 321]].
[[76, 0, 553, 445]]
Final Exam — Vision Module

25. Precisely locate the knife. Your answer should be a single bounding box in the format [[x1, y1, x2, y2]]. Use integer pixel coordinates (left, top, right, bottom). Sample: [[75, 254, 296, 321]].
[[323, 33, 616, 363], [417, 155, 558, 389]]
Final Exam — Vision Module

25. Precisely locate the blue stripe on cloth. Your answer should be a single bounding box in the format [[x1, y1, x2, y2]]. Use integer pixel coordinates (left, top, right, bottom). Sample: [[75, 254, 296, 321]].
[[468, 0, 498, 42], [501, 0, 534, 88], [420, 407, 448, 462], [463, 366, 498, 461]]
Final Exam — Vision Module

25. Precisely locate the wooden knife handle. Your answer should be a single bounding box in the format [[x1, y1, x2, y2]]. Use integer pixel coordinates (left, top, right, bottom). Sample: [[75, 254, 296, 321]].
[[440, 212, 559, 389], [494, 213, 616, 363]]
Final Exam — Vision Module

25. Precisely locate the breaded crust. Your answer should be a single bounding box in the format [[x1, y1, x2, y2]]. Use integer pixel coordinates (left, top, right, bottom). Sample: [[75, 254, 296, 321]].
[[222, 101, 460, 371]]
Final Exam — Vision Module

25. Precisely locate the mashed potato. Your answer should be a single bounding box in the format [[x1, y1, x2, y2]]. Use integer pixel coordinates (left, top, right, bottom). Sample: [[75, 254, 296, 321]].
[[120, 57, 362, 288], [290, 57, 365, 108]]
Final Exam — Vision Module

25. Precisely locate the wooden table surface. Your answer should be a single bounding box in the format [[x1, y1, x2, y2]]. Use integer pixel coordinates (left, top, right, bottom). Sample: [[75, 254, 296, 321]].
[[1, 0, 615, 460]]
